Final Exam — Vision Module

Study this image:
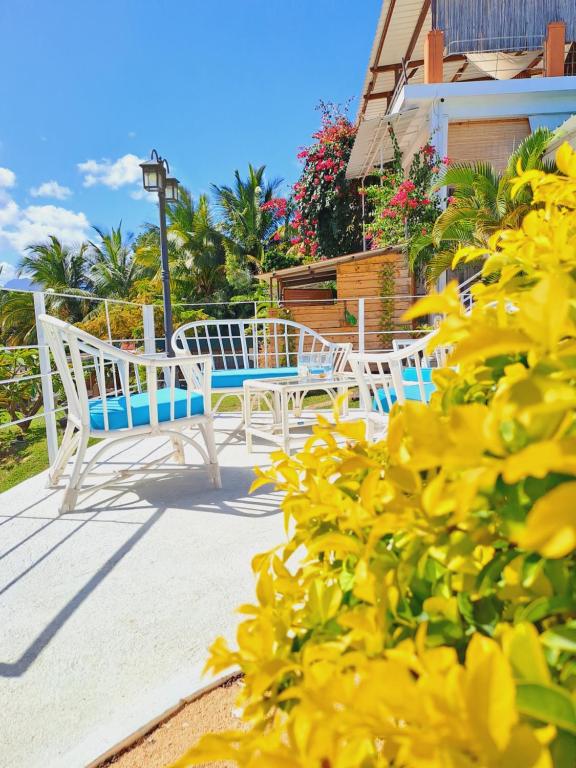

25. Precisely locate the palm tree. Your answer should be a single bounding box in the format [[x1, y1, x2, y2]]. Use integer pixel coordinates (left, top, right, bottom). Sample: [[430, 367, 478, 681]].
[[211, 164, 282, 284], [136, 189, 227, 302], [89, 223, 143, 299], [410, 128, 555, 283], [18, 235, 91, 322]]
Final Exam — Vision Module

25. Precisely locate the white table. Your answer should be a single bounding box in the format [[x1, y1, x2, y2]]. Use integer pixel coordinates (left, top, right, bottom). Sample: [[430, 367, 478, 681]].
[[243, 374, 356, 454]]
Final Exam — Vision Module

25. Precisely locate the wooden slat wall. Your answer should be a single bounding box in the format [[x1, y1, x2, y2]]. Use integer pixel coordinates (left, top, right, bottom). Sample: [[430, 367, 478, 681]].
[[286, 251, 413, 350], [448, 118, 531, 172]]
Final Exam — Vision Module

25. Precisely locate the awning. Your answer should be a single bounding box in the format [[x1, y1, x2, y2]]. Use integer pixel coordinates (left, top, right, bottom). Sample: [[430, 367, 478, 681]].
[[346, 106, 428, 180]]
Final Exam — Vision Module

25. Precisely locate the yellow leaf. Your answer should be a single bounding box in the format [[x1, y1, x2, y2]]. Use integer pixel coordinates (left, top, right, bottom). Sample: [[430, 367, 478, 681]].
[[501, 623, 551, 684], [555, 141, 576, 177], [519, 482, 576, 558], [449, 325, 530, 365], [402, 281, 462, 320], [503, 440, 576, 483], [465, 635, 518, 752]]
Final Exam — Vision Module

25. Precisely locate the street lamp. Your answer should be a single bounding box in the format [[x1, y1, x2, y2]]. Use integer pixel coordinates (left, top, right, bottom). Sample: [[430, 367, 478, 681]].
[[139, 149, 180, 356]]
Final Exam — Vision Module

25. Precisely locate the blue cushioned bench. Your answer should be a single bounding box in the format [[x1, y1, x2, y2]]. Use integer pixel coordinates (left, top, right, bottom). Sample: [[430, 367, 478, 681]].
[[211, 366, 298, 389], [172, 318, 351, 415]]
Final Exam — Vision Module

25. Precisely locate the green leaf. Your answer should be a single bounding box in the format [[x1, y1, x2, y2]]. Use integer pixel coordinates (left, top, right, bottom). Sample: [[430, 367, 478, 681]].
[[516, 595, 574, 623], [541, 625, 576, 653], [550, 730, 576, 768], [516, 682, 576, 735]]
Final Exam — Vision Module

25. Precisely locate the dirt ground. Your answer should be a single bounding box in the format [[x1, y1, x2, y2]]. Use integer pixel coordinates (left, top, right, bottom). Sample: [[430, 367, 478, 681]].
[[101, 677, 243, 768]]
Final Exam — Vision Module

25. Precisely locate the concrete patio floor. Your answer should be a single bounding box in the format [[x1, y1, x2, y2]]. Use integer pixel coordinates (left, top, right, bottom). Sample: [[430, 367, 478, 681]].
[[0, 416, 285, 768]]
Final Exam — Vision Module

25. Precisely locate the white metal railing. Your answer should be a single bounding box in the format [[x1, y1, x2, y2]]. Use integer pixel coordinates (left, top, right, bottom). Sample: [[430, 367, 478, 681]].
[[0, 279, 478, 469]]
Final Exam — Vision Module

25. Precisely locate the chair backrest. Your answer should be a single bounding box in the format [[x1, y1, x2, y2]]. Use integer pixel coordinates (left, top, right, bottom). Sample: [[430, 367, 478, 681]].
[[39, 314, 209, 432], [350, 330, 439, 418], [172, 317, 351, 373], [392, 328, 447, 368]]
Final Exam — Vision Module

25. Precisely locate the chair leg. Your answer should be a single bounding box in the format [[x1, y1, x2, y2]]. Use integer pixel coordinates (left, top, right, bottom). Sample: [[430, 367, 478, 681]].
[[60, 430, 89, 514], [47, 421, 77, 488], [171, 435, 185, 464], [200, 420, 222, 489]]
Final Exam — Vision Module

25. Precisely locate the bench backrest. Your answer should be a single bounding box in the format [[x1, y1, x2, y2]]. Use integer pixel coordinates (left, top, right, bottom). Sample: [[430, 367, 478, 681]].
[[172, 318, 350, 372]]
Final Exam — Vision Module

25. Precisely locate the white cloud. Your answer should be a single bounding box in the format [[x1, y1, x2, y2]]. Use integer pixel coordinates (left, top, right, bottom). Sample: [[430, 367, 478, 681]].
[[0, 167, 16, 188], [0, 195, 19, 226], [78, 153, 143, 189], [30, 180, 72, 200], [130, 187, 156, 202], [0, 261, 17, 285], [0, 200, 90, 256]]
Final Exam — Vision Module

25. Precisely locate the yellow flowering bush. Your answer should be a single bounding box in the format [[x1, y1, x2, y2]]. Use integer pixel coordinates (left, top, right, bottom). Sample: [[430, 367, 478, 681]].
[[174, 145, 576, 768]]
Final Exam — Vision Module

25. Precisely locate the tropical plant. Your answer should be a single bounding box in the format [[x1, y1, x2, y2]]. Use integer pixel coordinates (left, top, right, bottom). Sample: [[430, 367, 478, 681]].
[[18, 235, 91, 322], [410, 127, 555, 283], [293, 101, 362, 260], [173, 144, 576, 768], [0, 290, 36, 345], [89, 223, 144, 299], [212, 163, 282, 287], [0, 349, 43, 434], [136, 188, 228, 303]]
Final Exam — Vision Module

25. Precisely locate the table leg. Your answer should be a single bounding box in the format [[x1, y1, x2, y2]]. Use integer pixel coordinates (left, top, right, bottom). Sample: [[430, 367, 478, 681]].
[[244, 388, 253, 453], [280, 390, 290, 454]]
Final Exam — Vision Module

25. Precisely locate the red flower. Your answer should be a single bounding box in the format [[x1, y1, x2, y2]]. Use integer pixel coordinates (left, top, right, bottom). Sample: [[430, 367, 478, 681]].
[[448, 195, 456, 204], [442, 156, 451, 165]]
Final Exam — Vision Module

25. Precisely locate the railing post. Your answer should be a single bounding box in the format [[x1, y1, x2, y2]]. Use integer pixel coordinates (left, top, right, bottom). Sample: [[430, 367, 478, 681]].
[[33, 292, 58, 465], [358, 298, 365, 353], [142, 304, 156, 355]]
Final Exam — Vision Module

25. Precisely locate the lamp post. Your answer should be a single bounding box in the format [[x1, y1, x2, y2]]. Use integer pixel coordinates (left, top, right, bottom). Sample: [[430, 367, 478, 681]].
[[139, 149, 180, 356]]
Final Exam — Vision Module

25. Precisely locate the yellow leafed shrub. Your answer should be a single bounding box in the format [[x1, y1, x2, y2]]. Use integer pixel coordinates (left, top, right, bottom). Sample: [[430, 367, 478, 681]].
[[173, 145, 576, 768]]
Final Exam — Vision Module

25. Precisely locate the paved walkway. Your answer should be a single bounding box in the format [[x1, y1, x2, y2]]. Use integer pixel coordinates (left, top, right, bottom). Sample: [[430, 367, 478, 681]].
[[0, 417, 284, 768]]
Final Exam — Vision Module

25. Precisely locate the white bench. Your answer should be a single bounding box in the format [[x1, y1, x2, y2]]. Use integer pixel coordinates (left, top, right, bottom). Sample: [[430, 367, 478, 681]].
[[172, 318, 351, 413]]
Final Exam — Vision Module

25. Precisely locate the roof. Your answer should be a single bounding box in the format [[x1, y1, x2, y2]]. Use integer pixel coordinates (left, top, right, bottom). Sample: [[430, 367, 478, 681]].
[[358, 0, 489, 121], [346, 106, 428, 179], [545, 112, 576, 157], [258, 246, 402, 285], [357, 0, 574, 122]]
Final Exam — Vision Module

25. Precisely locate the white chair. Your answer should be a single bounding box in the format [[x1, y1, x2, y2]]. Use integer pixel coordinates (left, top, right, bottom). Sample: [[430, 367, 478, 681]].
[[40, 314, 221, 514], [349, 330, 439, 438], [172, 318, 351, 414]]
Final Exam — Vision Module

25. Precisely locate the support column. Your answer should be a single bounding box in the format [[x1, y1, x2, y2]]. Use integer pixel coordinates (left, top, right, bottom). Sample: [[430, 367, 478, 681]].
[[544, 21, 566, 77], [424, 30, 444, 84]]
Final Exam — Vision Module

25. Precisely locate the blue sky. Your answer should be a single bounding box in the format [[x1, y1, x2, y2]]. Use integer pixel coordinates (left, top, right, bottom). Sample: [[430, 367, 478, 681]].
[[0, 0, 379, 283]]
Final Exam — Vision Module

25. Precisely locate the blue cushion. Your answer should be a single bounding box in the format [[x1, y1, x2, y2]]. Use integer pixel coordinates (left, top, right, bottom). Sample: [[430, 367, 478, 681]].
[[89, 387, 204, 430], [211, 366, 298, 389], [401, 367, 434, 383], [374, 382, 435, 413]]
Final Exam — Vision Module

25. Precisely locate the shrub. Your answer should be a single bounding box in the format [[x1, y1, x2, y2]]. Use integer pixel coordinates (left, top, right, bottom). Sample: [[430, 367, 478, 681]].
[[174, 145, 576, 767]]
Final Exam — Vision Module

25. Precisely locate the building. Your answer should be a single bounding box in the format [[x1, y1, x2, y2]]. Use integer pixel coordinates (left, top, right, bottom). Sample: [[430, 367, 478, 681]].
[[259, 246, 414, 351], [346, 0, 576, 187]]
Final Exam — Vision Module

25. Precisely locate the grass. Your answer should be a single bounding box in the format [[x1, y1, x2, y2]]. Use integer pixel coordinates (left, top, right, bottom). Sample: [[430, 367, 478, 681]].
[[0, 418, 56, 494], [0, 391, 358, 494]]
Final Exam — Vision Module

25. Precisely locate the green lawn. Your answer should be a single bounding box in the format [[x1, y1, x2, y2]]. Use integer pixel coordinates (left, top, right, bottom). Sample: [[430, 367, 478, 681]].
[[0, 391, 358, 494], [0, 418, 57, 494]]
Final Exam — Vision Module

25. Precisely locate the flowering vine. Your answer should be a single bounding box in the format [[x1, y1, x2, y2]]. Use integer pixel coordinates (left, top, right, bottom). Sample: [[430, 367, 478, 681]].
[[292, 102, 363, 260], [363, 128, 446, 259]]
